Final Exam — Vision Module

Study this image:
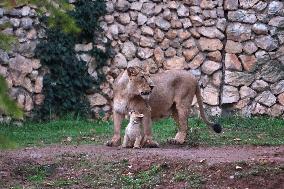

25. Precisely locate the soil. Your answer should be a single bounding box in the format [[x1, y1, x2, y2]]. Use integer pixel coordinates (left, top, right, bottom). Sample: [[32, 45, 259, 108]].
[[1, 145, 283, 189]]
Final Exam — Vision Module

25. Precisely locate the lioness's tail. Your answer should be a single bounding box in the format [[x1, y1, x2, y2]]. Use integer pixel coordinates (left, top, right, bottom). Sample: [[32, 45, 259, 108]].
[[195, 85, 222, 133]]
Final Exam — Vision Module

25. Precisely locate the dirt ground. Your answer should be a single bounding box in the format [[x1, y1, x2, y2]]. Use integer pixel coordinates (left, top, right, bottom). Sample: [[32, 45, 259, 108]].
[[1, 145, 283, 188]]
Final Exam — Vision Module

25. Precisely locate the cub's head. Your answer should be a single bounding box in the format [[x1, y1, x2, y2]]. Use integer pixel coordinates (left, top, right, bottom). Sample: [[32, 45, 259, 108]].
[[127, 66, 155, 100], [129, 110, 144, 124]]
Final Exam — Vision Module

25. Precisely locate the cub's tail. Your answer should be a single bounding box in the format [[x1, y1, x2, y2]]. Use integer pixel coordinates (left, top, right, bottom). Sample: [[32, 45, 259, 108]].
[[195, 85, 222, 133]]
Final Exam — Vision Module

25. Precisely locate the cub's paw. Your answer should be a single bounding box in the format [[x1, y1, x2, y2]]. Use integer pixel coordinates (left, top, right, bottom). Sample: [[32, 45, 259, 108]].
[[143, 140, 160, 148]]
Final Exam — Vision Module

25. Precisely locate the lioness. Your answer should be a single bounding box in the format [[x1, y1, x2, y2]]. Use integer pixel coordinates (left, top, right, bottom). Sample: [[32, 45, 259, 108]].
[[122, 111, 144, 149], [106, 66, 222, 147]]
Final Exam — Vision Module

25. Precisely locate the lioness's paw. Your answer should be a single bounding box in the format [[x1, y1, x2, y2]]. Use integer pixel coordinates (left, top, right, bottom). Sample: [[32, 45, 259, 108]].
[[105, 139, 121, 147], [167, 138, 184, 145], [143, 141, 160, 148], [133, 146, 141, 149]]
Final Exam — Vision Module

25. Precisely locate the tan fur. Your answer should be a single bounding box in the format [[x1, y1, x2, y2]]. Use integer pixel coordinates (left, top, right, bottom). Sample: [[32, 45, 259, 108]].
[[122, 111, 144, 149], [106, 67, 218, 147]]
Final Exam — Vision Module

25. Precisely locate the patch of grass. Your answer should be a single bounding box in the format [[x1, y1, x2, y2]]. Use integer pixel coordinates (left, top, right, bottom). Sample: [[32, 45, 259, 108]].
[[173, 169, 206, 188], [0, 116, 284, 149]]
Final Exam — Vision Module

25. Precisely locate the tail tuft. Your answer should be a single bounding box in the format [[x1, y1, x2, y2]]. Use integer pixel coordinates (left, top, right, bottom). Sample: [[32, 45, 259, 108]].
[[212, 123, 222, 133]]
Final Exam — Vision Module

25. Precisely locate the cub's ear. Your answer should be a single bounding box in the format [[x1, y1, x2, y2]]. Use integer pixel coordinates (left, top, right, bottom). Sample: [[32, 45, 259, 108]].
[[127, 66, 140, 76]]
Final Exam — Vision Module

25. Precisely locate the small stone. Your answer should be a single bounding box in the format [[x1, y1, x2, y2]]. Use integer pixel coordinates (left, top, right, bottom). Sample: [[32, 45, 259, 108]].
[[216, 18, 227, 31], [225, 40, 242, 54], [168, 1, 179, 9], [160, 38, 170, 50], [252, 23, 268, 35], [226, 23, 251, 42], [109, 24, 119, 37], [198, 37, 223, 51], [239, 0, 260, 9], [165, 47, 176, 57], [228, 10, 257, 24], [140, 36, 155, 48], [127, 58, 142, 68], [252, 102, 267, 115], [225, 71, 255, 86], [75, 43, 93, 52], [268, 1, 283, 15], [137, 13, 147, 26], [165, 30, 177, 39], [114, 53, 127, 68], [212, 71, 222, 86], [122, 41, 136, 60], [255, 35, 278, 51], [31, 59, 41, 69], [197, 26, 225, 39], [278, 93, 284, 106], [154, 28, 164, 42], [243, 41, 258, 54], [221, 85, 240, 104], [190, 28, 201, 38], [256, 91, 277, 107], [141, 3, 156, 16], [182, 38, 196, 49], [224, 0, 238, 10], [155, 17, 171, 31], [34, 76, 43, 93], [35, 94, 44, 105], [21, 6, 30, 16], [271, 80, 284, 95], [164, 56, 186, 70], [239, 55, 257, 72], [0, 49, 9, 64], [268, 16, 284, 27], [181, 18, 192, 28], [89, 93, 108, 106], [163, 9, 172, 20], [171, 19, 183, 29], [154, 47, 165, 65], [253, 1, 267, 12], [270, 104, 284, 117], [118, 13, 131, 25], [177, 4, 189, 17], [208, 51, 222, 62], [183, 47, 199, 61], [10, 18, 20, 28], [240, 86, 257, 99], [225, 53, 242, 71], [251, 80, 269, 92], [21, 17, 33, 29], [201, 60, 221, 75], [141, 26, 154, 36], [0, 65, 7, 77], [178, 30, 191, 41], [115, 0, 130, 12], [9, 55, 33, 74], [203, 85, 219, 106], [188, 53, 205, 69], [137, 47, 153, 59], [130, 2, 143, 11], [190, 16, 203, 26]]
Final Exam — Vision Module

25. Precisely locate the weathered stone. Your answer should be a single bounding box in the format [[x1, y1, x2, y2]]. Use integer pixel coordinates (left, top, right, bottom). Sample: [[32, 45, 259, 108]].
[[188, 53, 205, 69], [278, 93, 284, 106], [127, 58, 142, 68], [201, 60, 221, 75], [118, 13, 130, 25], [271, 80, 284, 95], [89, 93, 108, 106], [165, 47, 176, 57], [168, 1, 179, 9], [200, 0, 217, 9], [114, 53, 127, 68], [216, 18, 227, 31], [122, 41, 136, 60], [252, 23, 268, 35], [0, 8, 4, 17], [10, 18, 20, 28], [252, 102, 267, 115], [182, 38, 196, 49], [197, 26, 225, 39], [183, 47, 199, 61], [178, 30, 191, 41], [171, 19, 183, 29], [181, 18, 192, 28], [115, 0, 130, 12], [154, 5, 163, 15], [0, 49, 9, 64], [203, 84, 219, 106], [160, 38, 170, 50], [259, 60, 284, 83], [137, 47, 153, 59], [208, 51, 222, 62], [141, 26, 154, 36], [177, 4, 190, 17], [224, 0, 238, 10], [235, 98, 251, 109], [27, 29, 37, 40], [9, 55, 32, 74], [35, 94, 44, 105], [154, 47, 165, 65], [20, 17, 33, 29], [269, 104, 284, 117], [240, 86, 257, 99], [255, 91, 277, 107], [224, 71, 255, 86], [228, 10, 257, 24], [21, 6, 31, 16], [154, 28, 164, 42], [155, 17, 171, 31], [268, 1, 283, 15], [165, 30, 178, 39], [269, 16, 284, 27], [253, 2, 266, 11], [221, 85, 240, 104], [0, 65, 7, 77], [243, 41, 258, 54], [225, 53, 243, 71], [239, 0, 260, 9], [140, 36, 155, 48], [75, 43, 93, 52], [137, 13, 147, 26], [212, 71, 222, 87], [226, 23, 251, 42], [109, 24, 119, 37], [31, 59, 41, 70], [130, 2, 143, 11], [34, 76, 43, 93], [163, 9, 172, 20], [225, 40, 242, 53], [141, 2, 156, 16], [251, 80, 269, 92], [143, 59, 159, 74], [190, 28, 201, 38], [190, 16, 203, 26], [189, 6, 202, 15], [217, 7, 225, 17], [239, 55, 257, 72], [255, 35, 278, 51], [204, 18, 216, 26], [198, 37, 223, 51], [164, 56, 186, 70]]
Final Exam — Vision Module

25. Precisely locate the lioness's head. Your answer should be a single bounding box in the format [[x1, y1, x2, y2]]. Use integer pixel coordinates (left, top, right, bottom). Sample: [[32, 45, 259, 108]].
[[127, 66, 155, 100], [129, 110, 144, 124]]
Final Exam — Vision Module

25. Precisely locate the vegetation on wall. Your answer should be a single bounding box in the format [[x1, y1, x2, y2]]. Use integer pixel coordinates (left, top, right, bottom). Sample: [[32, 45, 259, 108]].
[[35, 0, 110, 120]]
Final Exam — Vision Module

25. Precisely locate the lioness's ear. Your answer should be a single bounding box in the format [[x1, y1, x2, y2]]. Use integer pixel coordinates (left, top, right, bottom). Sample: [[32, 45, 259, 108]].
[[127, 67, 139, 76]]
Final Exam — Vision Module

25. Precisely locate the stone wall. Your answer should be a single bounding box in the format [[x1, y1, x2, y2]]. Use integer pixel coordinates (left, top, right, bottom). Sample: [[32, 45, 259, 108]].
[[0, 0, 284, 120]]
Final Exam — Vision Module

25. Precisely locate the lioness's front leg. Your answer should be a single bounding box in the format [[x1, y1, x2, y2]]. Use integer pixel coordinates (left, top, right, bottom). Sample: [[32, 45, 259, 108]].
[[122, 134, 129, 148], [106, 111, 124, 147], [142, 116, 159, 148]]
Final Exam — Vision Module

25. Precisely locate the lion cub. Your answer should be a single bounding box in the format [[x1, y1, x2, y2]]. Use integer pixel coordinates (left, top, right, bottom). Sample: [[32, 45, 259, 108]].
[[122, 111, 144, 149]]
